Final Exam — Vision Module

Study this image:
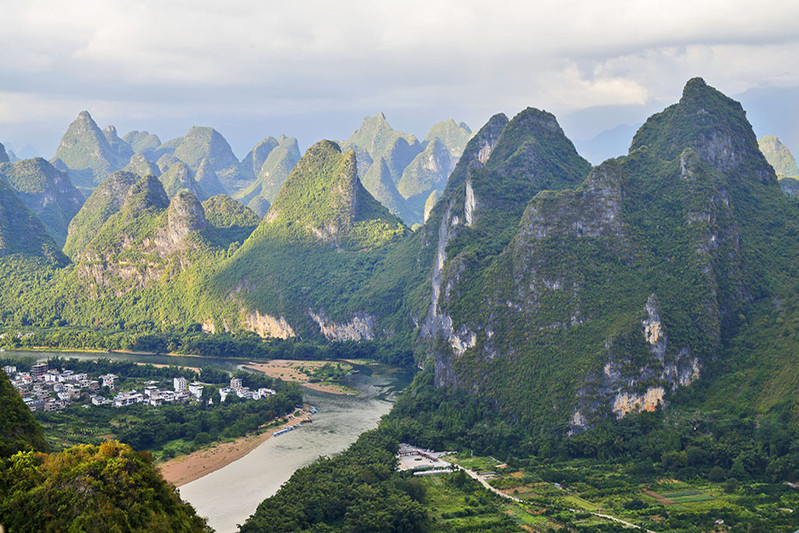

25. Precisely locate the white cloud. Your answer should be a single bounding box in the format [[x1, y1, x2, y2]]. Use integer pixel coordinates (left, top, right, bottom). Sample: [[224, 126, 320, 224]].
[[1, 0, 798, 152]]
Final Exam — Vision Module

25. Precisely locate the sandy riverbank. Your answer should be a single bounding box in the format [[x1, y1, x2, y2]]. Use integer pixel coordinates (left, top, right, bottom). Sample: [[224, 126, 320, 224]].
[[159, 413, 309, 486], [159, 432, 272, 487], [244, 360, 359, 396]]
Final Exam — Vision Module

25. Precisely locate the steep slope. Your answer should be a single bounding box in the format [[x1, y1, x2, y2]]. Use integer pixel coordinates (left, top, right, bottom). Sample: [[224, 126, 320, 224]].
[[0, 369, 47, 457], [63, 171, 139, 258], [758, 135, 798, 176], [172, 127, 247, 194], [239, 136, 279, 180], [51, 111, 129, 191], [361, 156, 411, 221], [158, 160, 206, 199], [424, 119, 473, 159], [0, 176, 67, 264], [397, 137, 452, 199], [234, 135, 301, 210], [194, 158, 228, 198], [202, 194, 261, 247], [0, 158, 84, 247], [123, 153, 161, 178], [758, 135, 799, 197], [254, 140, 406, 249], [102, 125, 135, 163], [68, 175, 212, 296], [0, 441, 210, 531], [206, 140, 408, 340], [247, 196, 270, 217], [343, 113, 421, 170], [423, 78, 792, 435], [0, 143, 8, 163]]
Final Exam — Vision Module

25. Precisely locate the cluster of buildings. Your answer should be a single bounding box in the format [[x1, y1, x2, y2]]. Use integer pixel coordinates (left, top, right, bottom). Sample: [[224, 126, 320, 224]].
[[5, 362, 96, 412], [5, 361, 280, 412], [98, 376, 203, 408], [4, 362, 204, 411], [218, 377, 276, 402]]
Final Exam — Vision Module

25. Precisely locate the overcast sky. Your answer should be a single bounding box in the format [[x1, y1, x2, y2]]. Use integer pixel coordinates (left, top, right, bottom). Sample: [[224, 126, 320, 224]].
[[2, 0, 798, 158]]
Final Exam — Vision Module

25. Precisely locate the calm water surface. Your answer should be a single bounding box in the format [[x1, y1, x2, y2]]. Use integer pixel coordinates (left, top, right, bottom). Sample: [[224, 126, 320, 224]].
[[4, 350, 412, 533]]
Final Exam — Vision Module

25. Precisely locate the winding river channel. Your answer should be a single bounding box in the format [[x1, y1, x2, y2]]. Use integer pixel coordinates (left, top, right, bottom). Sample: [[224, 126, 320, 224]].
[[3, 350, 412, 532]]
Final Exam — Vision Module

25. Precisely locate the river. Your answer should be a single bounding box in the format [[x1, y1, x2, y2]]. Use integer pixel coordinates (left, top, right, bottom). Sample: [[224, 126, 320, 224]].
[[2, 350, 412, 533]]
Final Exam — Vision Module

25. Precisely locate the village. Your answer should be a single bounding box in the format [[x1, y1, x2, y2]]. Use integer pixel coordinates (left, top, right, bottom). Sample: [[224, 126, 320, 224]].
[[3, 361, 277, 412]]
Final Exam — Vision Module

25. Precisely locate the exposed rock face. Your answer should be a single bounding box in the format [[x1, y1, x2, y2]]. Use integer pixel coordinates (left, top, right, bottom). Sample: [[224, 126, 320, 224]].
[[421, 114, 509, 381], [159, 190, 206, 246], [424, 78, 772, 432], [0, 143, 8, 164], [69, 176, 211, 296], [308, 310, 376, 341], [242, 309, 295, 338], [397, 138, 452, 199]]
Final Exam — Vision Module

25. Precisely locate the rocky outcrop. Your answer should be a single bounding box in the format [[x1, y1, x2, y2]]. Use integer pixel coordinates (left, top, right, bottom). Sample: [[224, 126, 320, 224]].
[[242, 309, 295, 338], [570, 294, 701, 431], [308, 310, 376, 341]]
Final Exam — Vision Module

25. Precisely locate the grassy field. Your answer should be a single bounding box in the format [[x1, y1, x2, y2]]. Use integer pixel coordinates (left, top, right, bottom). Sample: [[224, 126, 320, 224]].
[[420, 454, 799, 532]]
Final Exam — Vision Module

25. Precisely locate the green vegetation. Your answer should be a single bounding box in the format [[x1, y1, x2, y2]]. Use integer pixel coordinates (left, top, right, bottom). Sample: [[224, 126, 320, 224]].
[[0, 368, 47, 457], [758, 135, 798, 177], [235, 135, 301, 210], [34, 365, 302, 458], [0, 441, 210, 532], [0, 157, 84, 247], [51, 111, 129, 190], [424, 119, 473, 159], [240, 430, 428, 532], [0, 177, 67, 265]]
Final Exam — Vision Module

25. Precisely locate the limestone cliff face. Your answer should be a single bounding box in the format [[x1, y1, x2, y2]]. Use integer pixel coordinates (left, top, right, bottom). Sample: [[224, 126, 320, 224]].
[[242, 309, 295, 339], [423, 78, 774, 432], [420, 114, 508, 384], [308, 310, 376, 341], [422, 108, 591, 389]]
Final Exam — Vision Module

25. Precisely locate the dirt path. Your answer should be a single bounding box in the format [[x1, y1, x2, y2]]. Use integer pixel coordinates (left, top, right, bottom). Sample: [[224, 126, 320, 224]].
[[454, 464, 655, 533]]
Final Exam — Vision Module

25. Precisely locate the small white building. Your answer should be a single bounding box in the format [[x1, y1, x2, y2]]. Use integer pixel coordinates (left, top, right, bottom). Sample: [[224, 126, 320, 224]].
[[174, 376, 187, 392], [219, 387, 236, 402], [230, 377, 243, 390], [3, 365, 16, 375], [101, 374, 118, 390], [189, 382, 204, 400]]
